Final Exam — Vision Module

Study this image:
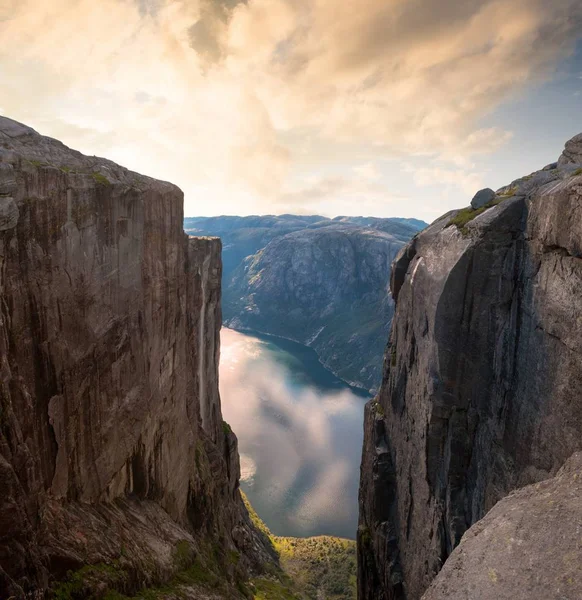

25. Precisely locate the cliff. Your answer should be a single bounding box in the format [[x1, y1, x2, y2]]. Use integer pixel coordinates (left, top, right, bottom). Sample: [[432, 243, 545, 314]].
[[186, 216, 426, 391], [358, 133, 582, 599], [0, 117, 273, 599]]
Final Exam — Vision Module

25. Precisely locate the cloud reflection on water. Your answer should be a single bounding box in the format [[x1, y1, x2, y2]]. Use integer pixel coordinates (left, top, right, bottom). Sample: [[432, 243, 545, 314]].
[[219, 328, 366, 539]]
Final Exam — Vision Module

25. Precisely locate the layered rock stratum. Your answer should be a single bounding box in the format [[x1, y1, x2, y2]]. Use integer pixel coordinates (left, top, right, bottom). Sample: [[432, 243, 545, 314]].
[[0, 117, 274, 599], [186, 216, 426, 391], [358, 134, 582, 599]]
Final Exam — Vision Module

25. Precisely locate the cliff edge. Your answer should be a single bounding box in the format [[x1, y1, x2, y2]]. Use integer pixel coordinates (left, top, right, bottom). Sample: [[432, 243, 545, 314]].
[[0, 117, 273, 599], [358, 134, 582, 599]]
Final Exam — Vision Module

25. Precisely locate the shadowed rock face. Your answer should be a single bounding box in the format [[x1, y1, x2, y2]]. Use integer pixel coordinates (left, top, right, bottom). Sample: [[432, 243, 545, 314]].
[[0, 117, 273, 598], [358, 133, 582, 600]]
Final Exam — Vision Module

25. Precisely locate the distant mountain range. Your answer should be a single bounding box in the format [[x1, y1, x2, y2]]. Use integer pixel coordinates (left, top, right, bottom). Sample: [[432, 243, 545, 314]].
[[184, 215, 427, 391]]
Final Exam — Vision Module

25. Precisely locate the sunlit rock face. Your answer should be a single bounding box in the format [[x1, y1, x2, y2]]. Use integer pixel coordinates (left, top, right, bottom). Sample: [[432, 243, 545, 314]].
[[0, 117, 273, 598], [358, 133, 582, 599]]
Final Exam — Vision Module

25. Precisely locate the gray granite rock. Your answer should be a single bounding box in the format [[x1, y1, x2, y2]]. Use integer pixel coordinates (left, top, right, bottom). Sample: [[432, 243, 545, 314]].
[[422, 452, 582, 600], [0, 195, 18, 230], [470, 187, 495, 209], [558, 132, 582, 166], [359, 131, 582, 599], [0, 116, 274, 599]]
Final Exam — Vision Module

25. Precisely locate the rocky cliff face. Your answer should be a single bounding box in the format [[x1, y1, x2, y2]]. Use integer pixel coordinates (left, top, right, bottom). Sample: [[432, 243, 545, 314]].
[[226, 225, 405, 390], [358, 134, 582, 599], [0, 117, 273, 599], [186, 216, 425, 392]]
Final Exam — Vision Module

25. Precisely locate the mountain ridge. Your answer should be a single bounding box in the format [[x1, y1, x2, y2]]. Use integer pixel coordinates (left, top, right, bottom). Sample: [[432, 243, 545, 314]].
[[186, 215, 427, 391]]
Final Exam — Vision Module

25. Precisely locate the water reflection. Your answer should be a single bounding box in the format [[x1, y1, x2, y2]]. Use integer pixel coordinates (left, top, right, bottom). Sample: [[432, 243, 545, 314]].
[[219, 328, 369, 539]]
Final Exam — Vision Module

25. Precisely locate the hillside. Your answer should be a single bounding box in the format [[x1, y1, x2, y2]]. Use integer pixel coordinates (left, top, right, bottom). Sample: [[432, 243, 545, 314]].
[[185, 215, 426, 391]]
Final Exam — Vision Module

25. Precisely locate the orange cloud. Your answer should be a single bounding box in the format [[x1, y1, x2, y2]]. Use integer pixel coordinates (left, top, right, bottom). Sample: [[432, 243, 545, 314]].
[[0, 0, 580, 216]]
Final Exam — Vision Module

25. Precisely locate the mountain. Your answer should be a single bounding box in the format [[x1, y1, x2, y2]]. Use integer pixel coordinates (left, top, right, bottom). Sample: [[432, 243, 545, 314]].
[[358, 133, 582, 599], [185, 215, 427, 391], [0, 116, 281, 599]]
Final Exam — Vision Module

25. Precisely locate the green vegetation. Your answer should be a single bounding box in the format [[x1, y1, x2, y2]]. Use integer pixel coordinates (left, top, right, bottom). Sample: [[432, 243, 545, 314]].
[[572, 168, 582, 176], [51, 539, 229, 600], [92, 172, 111, 186], [251, 577, 300, 600], [52, 561, 127, 600], [274, 536, 357, 600], [242, 492, 356, 600], [448, 197, 505, 234], [53, 495, 355, 600], [374, 401, 384, 417], [498, 185, 518, 197], [222, 420, 233, 435], [358, 526, 371, 547], [26, 158, 48, 167]]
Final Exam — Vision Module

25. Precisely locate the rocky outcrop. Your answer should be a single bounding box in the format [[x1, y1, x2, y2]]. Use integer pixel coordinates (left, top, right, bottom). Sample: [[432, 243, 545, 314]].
[[0, 117, 273, 599], [186, 216, 426, 391], [358, 134, 582, 599], [422, 452, 582, 600]]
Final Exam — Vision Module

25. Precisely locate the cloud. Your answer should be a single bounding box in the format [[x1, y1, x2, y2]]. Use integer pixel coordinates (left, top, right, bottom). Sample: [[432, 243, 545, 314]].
[[403, 163, 486, 197], [219, 328, 364, 536], [0, 0, 580, 217]]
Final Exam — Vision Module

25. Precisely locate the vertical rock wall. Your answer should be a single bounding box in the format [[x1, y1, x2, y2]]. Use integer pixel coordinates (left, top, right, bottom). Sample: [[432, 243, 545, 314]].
[[358, 135, 582, 599], [0, 117, 271, 598]]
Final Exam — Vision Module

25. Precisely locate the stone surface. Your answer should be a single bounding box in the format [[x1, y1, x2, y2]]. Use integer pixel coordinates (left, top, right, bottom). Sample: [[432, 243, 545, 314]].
[[422, 452, 582, 600], [186, 216, 426, 391], [470, 187, 495, 209], [358, 132, 582, 599], [0, 116, 274, 599], [558, 132, 582, 166]]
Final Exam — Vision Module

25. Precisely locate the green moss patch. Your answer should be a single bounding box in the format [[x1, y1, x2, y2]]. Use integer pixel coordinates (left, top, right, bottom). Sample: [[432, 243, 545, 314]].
[[448, 197, 504, 234], [92, 172, 111, 186]]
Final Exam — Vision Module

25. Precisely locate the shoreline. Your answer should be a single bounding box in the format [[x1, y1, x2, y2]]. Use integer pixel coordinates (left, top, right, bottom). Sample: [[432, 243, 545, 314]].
[[222, 322, 374, 397]]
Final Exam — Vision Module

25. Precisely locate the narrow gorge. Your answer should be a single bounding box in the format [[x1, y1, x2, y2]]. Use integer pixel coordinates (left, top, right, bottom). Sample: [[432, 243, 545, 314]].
[[2, 115, 582, 600], [358, 133, 582, 599]]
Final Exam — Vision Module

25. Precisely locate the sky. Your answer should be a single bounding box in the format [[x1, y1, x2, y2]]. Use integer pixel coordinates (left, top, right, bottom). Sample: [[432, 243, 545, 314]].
[[1, 0, 581, 222]]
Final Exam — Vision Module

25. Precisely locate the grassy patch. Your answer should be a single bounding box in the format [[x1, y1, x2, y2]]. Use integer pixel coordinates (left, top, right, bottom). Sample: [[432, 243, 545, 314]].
[[374, 401, 385, 417], [252, 577, 300, 600], [222, 420, 232, 436], [242, 492, 356, 599], [572, 168, 582, 177], [448, 197, 504, 234], [92, 172, 111, 186], [274, 536, 357, 600], [52, 561, 127, 600], [497, 185, 518, 197], [26, 158, 48, 168]]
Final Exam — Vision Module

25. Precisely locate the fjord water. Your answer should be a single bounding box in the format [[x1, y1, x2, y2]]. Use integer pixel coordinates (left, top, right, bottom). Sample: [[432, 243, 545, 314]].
[[220, 328, 369, 539]]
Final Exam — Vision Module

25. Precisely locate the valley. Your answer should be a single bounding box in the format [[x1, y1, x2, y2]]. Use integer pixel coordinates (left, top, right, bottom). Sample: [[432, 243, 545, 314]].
[[186, 215, 426, 392]]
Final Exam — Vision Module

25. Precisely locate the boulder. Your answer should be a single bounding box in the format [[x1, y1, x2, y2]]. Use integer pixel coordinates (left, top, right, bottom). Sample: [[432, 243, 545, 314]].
[[470, 187, 495, 209], [422, 453, 582, 600], [558, 132, 582, 166]]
